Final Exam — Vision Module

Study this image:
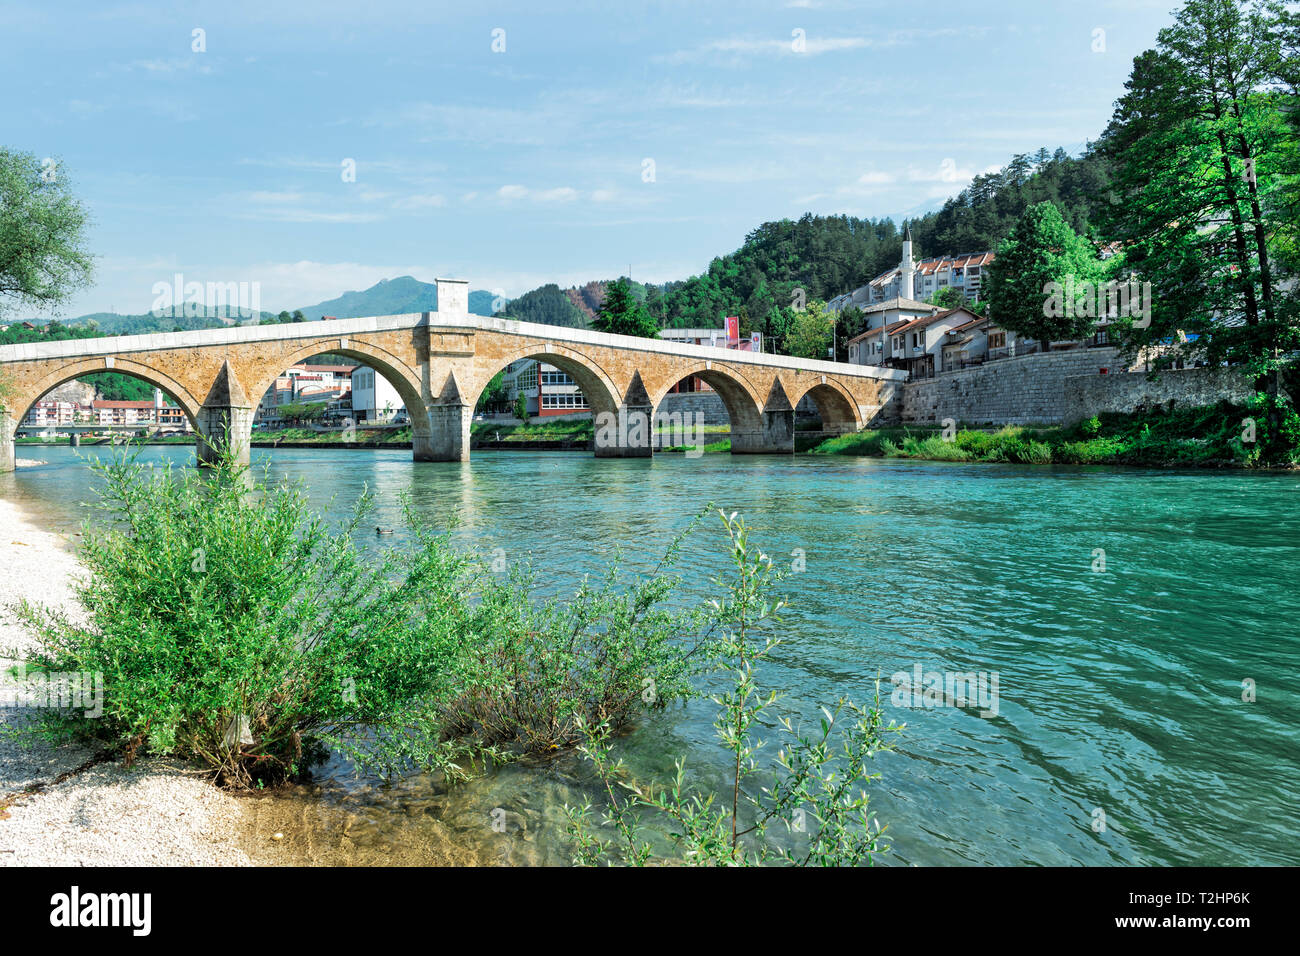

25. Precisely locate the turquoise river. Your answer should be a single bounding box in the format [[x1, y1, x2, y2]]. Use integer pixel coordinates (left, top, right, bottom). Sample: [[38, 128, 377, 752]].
[[4, 444, 1298, 866]]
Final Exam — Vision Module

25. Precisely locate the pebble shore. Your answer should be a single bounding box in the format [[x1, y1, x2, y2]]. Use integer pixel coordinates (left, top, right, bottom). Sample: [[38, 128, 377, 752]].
[[0, 480, 255, 866]]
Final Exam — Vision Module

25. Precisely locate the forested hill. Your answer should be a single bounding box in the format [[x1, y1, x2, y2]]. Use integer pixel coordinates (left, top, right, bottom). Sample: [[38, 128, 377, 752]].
[[657, 146, 1109, 331], [908, 146, 1109, 259], [494, 283, 590, 328]]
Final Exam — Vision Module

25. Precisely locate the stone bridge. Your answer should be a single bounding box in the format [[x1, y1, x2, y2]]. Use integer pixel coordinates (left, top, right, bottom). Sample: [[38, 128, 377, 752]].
[[0, 279, 905, 471]]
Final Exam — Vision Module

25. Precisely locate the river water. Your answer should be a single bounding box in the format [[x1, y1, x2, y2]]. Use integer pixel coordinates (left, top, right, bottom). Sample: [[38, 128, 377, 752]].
[[4, 443, 1298, 866]]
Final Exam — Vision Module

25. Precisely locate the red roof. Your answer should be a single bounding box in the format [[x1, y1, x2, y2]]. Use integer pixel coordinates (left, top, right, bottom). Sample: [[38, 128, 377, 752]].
[[92, 400, 155, 409]]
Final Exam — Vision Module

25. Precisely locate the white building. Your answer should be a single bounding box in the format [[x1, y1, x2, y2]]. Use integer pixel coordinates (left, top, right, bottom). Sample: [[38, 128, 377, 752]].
[[350, 365, 405, 423], [500, 359, 589, 417], [255, 364, 355, 424], [828, 228, 995, 313], [847, 307, 984, 380]]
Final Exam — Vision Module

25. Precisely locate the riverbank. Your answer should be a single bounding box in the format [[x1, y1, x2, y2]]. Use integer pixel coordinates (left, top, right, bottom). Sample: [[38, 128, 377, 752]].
[[809, 401, 1295, 469], [0, 487, 258, 866]]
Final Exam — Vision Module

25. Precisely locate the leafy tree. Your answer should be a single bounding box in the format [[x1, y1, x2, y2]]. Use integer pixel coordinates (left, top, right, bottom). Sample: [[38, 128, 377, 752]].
[[513, 392, 530, 423], [926, 286, 987, 316], [476, 370, 507, 412], [784, 299, 836, 360], [643, 283, 666, 328], [0, 149, 93, 317], [984, 201, 1108, 351], [835, 306, 869, 362], [592, 277, 659, 338], [1099, 0, 1296, 404]]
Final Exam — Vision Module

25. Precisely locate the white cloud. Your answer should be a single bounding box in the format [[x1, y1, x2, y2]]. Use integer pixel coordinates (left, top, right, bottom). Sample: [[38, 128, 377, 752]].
[[496, 184, 579, 203]]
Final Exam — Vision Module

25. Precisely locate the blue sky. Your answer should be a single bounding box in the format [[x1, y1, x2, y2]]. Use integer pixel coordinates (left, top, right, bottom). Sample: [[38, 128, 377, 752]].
[[2, 0, 1177, 317]]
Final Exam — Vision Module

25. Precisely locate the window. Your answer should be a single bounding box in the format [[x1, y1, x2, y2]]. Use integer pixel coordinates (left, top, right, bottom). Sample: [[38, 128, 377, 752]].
[[988, 332, 1006, 349], [540, 369, 574, 386], [912, 331, 924, 349], [514, 364, 538, 391], [540, 391, 588, 409]]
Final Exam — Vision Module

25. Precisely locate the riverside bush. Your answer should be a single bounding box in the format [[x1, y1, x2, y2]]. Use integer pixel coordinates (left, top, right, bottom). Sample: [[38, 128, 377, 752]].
[[10, 451, 711, 787], [566, 511, 902, 866], [811, 399, 1299, 468]]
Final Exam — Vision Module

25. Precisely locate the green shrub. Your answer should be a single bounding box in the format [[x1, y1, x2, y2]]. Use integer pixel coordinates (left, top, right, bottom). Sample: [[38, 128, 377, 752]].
[[902, 435, 971, 461], [566, 511, 901, 866], [10, 451, 711, 788]]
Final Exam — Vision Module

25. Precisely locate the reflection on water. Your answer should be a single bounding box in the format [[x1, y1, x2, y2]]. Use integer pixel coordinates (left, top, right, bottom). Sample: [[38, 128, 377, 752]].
[[7, 443, 1300, 866]]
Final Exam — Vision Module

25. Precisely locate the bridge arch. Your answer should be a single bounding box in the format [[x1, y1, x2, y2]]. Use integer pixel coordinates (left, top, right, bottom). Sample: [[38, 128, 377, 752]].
[[470, 344, 621, 417], [791, 379, 863, 434], [648, 365, 765, 451], [248, 339, 427, 421], [13, 357, 203, 429]]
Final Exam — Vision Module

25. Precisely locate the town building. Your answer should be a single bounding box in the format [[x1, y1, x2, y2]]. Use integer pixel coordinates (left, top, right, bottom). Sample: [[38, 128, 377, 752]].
[[828, 228, 995, 313], [847, 307, 983, 379], [255, 364, 355, 424], [500, 360, 590, 417], [19, 387, 190, 435], [350, 365, 406, 423]]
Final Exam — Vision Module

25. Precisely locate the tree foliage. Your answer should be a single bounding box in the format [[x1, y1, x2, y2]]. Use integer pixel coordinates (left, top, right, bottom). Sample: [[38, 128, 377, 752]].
[[984, 201, 1109, 350], [0, 148, 94, 316], [592, 277, 659, 338], [783, 299, 836, 360], [1098, 0, 1297, 385]]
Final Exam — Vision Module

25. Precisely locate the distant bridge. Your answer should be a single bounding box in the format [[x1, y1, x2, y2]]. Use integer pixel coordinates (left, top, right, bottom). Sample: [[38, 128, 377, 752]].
[[0, 279, 905, 471]]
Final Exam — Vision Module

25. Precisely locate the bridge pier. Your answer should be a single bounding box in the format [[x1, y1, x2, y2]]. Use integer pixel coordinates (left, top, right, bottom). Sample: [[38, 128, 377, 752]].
[[730, 379, 794, 454], [0, 412, 14, 473], [422, 371, 470, 461], [426, 403, 470, 461], [196, 405, 253, 467], [594, 405, 654, 457], [594, 372, 654, 458], [196, 361, 253, 468]]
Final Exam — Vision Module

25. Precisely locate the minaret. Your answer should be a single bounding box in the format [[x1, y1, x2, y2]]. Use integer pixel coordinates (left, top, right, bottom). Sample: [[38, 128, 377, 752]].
[[898, 225, 915, 301]]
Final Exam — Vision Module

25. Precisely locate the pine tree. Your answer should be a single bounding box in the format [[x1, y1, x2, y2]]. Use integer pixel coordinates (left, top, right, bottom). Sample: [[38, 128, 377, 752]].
[[592, 278, 660, 338]]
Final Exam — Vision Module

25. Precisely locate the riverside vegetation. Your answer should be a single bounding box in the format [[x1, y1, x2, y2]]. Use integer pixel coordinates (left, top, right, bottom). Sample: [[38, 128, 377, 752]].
[[810, 400, 1300, 468], [6, 450, 898, 865]]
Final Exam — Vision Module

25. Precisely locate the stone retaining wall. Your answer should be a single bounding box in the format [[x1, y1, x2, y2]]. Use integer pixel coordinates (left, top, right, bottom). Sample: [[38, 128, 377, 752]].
[[903, 348, 1121, 425], [1062, 366, 1252, 424]]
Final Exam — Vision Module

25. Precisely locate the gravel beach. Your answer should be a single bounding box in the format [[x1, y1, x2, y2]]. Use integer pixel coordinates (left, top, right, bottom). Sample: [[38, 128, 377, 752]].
[[0, 481, 255, 866]]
